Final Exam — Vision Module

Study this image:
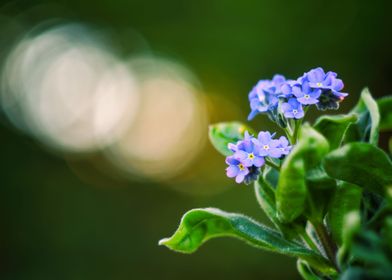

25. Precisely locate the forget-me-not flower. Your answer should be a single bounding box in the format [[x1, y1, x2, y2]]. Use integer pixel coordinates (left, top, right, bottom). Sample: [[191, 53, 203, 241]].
[[255, 131, 282, 158], [276, 136, 292, 156], [293, 82, 322, 105], [248, 75, 286, 121], [281, 98, 304, 119], [225, 156, 250, 184]]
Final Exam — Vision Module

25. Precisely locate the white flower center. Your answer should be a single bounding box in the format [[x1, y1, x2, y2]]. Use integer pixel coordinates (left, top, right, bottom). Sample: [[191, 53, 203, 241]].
[[292, 109, 298, 114], [304, 94, 310, 99], [263, 145, 269, 150], [316, 82, 322, 87]]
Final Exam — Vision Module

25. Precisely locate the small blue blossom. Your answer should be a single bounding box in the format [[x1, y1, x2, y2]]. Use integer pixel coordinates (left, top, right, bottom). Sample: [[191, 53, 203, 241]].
[[248, 75, 286, 121], [226, 131, 265, 184], [301, 67, 348, 100], [281, 98, 304, 119], [225, 131, 292, 184], [255, 131, 282, 158], [280, 80, 298, 98], [276, 136, 292, 156], [292, 82, 322, 105], [301, 67, 334, 89], [328, 76, 348, 98], [231, 132, 265, 167], [225, 156, 250, 183]]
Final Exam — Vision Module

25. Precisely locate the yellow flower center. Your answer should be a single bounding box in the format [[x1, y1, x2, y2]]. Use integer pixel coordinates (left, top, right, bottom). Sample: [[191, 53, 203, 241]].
[[238, 163, 245, 171], [316, 82, 322, 87], [248, 153, 255, 159]]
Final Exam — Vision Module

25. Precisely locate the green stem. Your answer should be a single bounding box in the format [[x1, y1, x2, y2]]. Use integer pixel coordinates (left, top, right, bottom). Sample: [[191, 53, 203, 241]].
[[286, 106, 310, 145], [312, 222, 339, 271], [284, 127, 295, 145], [292, 119, 303, 144], [265, 160, 281, 171]]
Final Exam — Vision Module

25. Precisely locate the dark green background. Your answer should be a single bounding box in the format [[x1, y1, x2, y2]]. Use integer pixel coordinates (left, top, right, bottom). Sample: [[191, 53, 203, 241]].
[[0, 0, 391, 279]]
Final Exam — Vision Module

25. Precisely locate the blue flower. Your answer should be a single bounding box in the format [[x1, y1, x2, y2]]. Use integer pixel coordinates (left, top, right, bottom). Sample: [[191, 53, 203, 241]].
[[281, 98, 304, 119], [226, 132, 265, 184], [248, 74, 286, 121], [230, 132, 265, 167], [301, 67, 348, 100], [225, 131, 292, 184], [255, 131, 282, 158], [292, 82, 322, 105], [301, 67, 333, 89], [328, 76, 348, 98], [280, 80, 298, 98], [276, 136, 292, 156], [225, 156, 250, 183]]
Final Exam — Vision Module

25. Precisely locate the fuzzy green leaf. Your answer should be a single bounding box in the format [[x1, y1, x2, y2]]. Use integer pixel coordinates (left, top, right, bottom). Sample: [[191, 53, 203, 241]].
[[324, 143, 392, 195], [208, 122, 254, 156], [314, 113, 358, 150], [254, 175, 297, 239], [378, 96, 392, 131], [159, 208, 334, 273], [327, 182, 362, 246], [346, 88, 380, 145], [276, 125, 329, 223], [297, 260, 323, 280], [277, 156, 307, 223]]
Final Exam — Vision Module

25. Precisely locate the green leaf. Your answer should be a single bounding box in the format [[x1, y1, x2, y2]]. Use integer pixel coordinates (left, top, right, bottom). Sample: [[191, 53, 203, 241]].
[[324, 143, 392, 195], [254, 175, 297, 239], [297, 260, 323, 280], [276, 156, 307, 223], [327, 182, 362, 246], [297, 124, 330, 169], [378, 96, 392, 131], [337, 211, 361, 268], [208, 122, 254, 156], [306, 187, 335, 223], [276, 125, 329, 223], [346, 88, 380, 145], [314, 113, 358, 150], [159, 208, 334, 273], [340, 267, 368, 280]]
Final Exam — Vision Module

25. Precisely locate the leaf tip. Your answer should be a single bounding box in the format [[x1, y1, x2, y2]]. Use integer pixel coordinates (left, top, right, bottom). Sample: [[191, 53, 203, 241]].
[[158, 238, 169, 246]]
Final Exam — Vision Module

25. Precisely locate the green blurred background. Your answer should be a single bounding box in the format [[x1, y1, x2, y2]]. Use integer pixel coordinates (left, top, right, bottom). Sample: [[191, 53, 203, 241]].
[[0, 0, 391, 279]]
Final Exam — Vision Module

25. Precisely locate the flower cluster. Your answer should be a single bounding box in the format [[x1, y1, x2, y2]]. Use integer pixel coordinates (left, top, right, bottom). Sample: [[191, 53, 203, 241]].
[[248, 67, 348, 123], [226, 131, 291, 184]]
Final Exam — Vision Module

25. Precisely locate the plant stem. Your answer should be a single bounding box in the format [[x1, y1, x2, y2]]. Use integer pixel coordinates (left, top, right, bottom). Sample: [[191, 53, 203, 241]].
[[284, 127, 295, 145], [265, 160, 280, 171], [312, 222, 339, 271], [285, 106, 310, 145], [292, 119, 303, 144]]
